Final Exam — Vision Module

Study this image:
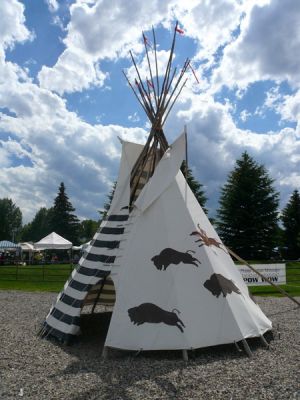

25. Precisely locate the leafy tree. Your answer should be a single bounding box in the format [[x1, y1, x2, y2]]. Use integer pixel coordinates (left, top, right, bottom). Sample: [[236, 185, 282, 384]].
[[0, 198, 22, 241], [50, 182, 80, 244], [281, 190, 300, 260], [21, 207, 53, 242], [99, 182, 117, 221], [217, 152, 279, 259], [79, 219, 99, 243], [181, 161, 208, 213]]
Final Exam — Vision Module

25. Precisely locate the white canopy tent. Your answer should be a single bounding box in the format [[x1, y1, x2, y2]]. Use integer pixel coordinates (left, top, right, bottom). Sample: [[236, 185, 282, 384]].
[[19, 242, 36, 251], [35, 232, 72, 250]]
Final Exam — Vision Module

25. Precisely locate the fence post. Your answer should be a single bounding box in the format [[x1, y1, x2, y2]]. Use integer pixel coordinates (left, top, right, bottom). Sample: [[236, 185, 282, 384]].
[[16, 264, 19, 280], [43, 265, 45, 281]]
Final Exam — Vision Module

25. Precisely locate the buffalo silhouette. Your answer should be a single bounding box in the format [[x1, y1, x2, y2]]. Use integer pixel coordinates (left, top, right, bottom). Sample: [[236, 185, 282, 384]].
[[128, 303, 185, 332], [151, 248, 201, 270], [204, 273, 241, 298]]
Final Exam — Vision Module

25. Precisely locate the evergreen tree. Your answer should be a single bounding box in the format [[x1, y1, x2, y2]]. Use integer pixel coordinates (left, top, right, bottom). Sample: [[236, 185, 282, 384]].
[[181, 161, 208, 213], [0, 198, 22, 241], [21, 207, 53, 242], [281, 190, 300, 260], [99, 182, 117, 221], [50, 183, 80, 244], [217, 152, 279, 259]]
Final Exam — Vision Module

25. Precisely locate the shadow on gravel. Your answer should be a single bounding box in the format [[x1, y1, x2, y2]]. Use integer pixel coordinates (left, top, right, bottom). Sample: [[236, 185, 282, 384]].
[[44, 312, 275, 400]]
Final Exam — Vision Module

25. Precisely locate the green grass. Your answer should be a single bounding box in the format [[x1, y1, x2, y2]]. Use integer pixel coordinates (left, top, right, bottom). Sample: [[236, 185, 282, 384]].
[[0, 262, 299, 297], [0, 264, 74, 292], [249, 262, 300, 297]]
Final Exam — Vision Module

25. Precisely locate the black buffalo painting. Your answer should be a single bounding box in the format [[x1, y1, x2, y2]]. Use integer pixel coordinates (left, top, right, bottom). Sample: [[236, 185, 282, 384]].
[[151, 248, 201, 270], [128, 303, 185, 332], [204, 273, 241, 298]]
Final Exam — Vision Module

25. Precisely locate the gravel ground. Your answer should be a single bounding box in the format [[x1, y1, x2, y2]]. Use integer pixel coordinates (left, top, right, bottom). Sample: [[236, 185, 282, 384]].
[[0, 291, 299, 400]]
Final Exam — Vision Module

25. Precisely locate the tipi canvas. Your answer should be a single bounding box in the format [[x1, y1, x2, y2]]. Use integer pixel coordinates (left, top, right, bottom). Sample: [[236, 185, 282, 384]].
[[40, 23, 272, 354]]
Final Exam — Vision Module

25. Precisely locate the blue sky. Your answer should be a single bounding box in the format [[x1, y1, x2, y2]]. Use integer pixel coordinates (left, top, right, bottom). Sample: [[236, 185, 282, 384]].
[[0, 0, 300, 224]]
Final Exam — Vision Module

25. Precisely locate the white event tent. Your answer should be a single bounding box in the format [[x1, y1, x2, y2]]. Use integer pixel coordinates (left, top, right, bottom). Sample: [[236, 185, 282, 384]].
[[34, 232, 72, 250]]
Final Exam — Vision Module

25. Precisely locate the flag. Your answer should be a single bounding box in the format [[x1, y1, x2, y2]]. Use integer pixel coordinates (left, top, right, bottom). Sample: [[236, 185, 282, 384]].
[[143, 34, 153, 49], [147, 79, 154, 90], [175, 26, 184, 35]]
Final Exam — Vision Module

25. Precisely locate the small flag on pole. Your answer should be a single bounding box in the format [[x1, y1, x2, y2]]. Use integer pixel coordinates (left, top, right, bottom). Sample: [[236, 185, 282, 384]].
[[143, 34, 153, 49], [175, 26, 184, 35], [147, 79, 154, 90]]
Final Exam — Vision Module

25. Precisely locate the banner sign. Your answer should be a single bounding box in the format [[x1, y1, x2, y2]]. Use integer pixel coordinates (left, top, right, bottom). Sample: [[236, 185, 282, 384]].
[[237, 264, 286, 286]]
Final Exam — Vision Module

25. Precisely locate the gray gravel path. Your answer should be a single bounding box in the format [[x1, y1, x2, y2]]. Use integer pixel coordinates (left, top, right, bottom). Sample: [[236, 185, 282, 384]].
[[0, 291, 299, 400]]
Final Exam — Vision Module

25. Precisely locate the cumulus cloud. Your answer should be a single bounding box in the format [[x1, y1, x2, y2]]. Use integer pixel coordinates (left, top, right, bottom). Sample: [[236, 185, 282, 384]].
[[0, 0, 33, 57], [212, 0, 300, 91], [0, 60, 147, 221], [279, 90, 300, 127], [165, 89, 300, 213], [38, 0, 178, 93], [173, 0, 243, 64], [45, 0, 59, 13]]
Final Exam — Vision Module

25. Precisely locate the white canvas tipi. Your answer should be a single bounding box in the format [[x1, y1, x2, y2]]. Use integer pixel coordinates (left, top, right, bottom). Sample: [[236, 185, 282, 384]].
[[40, 24, 272, 354]]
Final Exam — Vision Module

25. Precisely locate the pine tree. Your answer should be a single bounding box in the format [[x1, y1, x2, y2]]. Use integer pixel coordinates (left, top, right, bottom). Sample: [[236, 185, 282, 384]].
[[21, 207, 53, 242], [181, 161, 208, 213], [50, 183, 80, 244], [0, 198, 22, 241], [217, 152, 279, 260], [99, 182, 117, 222], [281, 190, 300, 260]]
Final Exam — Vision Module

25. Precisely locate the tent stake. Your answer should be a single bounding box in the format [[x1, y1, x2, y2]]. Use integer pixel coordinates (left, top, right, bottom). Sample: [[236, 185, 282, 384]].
[[260, 334, 269, 349], [242, 339, 252, 357], [182, 349, 189, 361], [234, 341, 242, 353]]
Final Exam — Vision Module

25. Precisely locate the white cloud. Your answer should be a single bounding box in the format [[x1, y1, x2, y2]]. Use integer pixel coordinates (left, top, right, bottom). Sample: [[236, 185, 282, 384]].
[[212, 0, 300, 91], [0, 0, 33, 57], [240, 109, 251, 122], [39, 48, 107, 94], [165, 89, 300, 214], [45, 0, 59, 13], [279, 91, 300, 126], [128, 112, 140, 123], [38, 0, 179, 94], [173, 0, 243, 64]]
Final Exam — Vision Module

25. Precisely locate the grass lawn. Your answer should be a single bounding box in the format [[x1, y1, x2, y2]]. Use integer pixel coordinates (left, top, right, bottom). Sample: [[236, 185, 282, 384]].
[[0, 262, 299, 297], [0, 264, 73, 292], [249, 262, 300, 297]]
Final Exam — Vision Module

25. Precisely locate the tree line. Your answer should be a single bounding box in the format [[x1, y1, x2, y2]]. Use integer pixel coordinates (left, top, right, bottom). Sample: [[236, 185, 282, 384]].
[[0, 183, 98, 246], [0, 152, 299, 259]]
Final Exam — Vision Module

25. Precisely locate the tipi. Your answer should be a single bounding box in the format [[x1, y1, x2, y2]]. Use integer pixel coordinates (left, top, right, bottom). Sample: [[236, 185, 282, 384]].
[[40, 24, 272, 357]]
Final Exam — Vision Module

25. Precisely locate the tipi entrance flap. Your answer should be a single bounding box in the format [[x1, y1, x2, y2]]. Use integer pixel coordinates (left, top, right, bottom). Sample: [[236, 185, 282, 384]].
[[134, 132, 186, 213]]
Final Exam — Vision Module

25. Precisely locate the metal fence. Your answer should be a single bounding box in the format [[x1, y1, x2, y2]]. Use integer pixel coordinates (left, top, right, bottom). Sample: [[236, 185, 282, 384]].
[[0, 264, 75, 282], [0, 263, 300, 284]]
